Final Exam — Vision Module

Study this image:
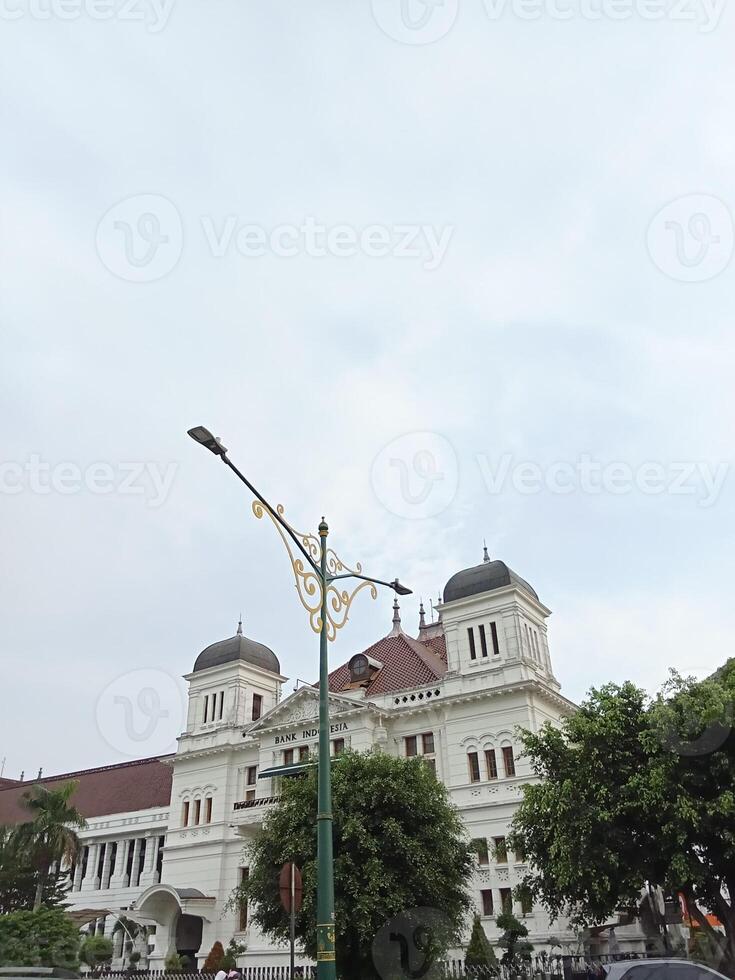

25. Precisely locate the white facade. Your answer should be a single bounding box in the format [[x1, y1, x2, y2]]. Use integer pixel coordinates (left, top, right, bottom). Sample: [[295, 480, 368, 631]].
[[60, 557, 602, 969]]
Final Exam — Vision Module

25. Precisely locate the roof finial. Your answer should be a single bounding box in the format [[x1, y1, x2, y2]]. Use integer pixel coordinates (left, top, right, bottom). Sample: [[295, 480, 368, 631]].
[[419, 599, 426, 631], [236, 614, 243, 636], [436, 591, 443, 622], [483, 540, 490, 563], [391, 597, 402, 635]]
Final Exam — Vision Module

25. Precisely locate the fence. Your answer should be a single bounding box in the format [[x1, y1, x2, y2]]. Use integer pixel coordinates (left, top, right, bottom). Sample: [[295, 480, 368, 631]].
[[98, 954, 661, 980], [444, 952, 665, 979]]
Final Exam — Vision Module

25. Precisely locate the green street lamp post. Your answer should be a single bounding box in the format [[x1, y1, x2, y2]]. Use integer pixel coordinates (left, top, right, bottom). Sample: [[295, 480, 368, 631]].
[[187, 426, 411, 980]]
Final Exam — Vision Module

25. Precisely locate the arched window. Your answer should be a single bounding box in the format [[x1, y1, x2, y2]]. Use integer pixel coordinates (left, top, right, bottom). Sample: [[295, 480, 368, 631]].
[[205, 796, 213, 823]]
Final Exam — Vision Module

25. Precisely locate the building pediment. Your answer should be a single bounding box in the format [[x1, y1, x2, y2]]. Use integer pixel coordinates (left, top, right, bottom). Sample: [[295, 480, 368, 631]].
[[245, 685, 372, 736]]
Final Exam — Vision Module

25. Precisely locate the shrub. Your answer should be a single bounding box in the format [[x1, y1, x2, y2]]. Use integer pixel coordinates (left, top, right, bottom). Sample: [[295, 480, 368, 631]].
[[0, 908, 81, 969], [164, 951, 183, 971], [79, 935, 113, 969], [202, 941, 225, 972]]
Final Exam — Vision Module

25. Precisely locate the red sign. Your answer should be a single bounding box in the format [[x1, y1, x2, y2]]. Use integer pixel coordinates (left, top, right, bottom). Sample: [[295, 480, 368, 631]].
[[279, 862, 303, 914]]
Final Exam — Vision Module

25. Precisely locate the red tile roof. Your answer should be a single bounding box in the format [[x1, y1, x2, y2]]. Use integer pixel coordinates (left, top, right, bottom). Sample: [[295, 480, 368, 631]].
[[328, 629, 446, 697], [421, 633, 447, 663], [0, 756, 173, 826]]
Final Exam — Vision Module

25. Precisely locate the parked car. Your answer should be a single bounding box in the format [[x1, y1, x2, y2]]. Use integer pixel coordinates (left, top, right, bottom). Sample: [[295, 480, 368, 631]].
[[604, 960, 730, 980]]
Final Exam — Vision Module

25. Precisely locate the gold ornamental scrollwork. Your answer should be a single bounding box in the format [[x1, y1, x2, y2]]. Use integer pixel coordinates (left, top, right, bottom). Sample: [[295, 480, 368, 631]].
[[251, 501, 378, 641]]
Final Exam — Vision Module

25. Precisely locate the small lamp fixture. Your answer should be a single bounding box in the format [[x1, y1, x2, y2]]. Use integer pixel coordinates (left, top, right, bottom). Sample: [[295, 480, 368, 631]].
[[187, 425, 228, 456]]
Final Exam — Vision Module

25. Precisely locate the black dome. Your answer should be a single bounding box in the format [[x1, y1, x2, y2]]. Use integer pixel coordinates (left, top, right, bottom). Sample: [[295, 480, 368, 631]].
[[443, 559, 539, 604], [193, 631, 281, 674]]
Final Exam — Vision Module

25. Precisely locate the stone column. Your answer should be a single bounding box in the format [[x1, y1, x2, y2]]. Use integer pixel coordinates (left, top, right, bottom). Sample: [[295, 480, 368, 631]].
[[129, 838, 142, 888], [82, 842, 100, 892], [100, 841, 113, 890], [139, 835, 158, 887], [72, 849, 85, 892]]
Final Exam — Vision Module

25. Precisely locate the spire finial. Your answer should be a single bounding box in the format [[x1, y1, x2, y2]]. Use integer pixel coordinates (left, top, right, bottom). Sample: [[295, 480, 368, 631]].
[[236, 613, 243, 636], [483, 540, 490, 563], [436, 591, 443, 622], [419, 599, 426, 631], [390, 597, 402, 635]]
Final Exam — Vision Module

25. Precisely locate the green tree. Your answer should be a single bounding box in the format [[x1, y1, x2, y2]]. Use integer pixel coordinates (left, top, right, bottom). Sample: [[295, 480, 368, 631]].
[[235, 750, 473, 979], [221, 939, 246, 969], [507, 665, 735, 975], [79, 934, 113, 969], [464, 915, 497, 974], [0, 907, 81, 969], [0, 826, 71, 913], [16, 781, 87, 911], [495, 911, 533, 967]]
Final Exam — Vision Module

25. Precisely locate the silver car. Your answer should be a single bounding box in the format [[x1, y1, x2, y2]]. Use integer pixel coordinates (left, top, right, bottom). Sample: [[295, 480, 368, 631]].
[[604, 960, 731, 980]]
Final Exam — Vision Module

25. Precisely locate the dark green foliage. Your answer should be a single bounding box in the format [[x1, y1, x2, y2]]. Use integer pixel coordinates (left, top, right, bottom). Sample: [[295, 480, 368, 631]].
[[220, 939, 245, 969], [0, 825, 71, 913], [508, 663, 735, 975], [79, 934, 113, 968], [15, 781, 87, 911], [235, 750, 473, 979], [464, 915, 497, 973], [494, 911, 533, 966], [0, 907, 81, 969]]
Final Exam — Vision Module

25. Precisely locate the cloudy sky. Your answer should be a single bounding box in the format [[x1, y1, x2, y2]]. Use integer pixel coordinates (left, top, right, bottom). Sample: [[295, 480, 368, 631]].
[[1, 0, 733, 779]]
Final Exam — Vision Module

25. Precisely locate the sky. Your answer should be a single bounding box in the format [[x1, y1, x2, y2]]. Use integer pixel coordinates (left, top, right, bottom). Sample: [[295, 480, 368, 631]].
[[0, 0, 733, 779]]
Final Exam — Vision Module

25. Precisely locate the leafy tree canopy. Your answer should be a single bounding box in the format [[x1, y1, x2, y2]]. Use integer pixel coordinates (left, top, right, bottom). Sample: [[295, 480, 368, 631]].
[[0, 908, 81, 969], [235, 750, 473, 979], [15, 781, 86, 912], [0, 825, 71, 914], [79, 934, 113, 968], [508, 662, 735, 974]]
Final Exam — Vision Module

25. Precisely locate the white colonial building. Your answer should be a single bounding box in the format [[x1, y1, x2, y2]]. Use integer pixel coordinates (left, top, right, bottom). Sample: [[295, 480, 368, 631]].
[[1, 551, 625, 970]]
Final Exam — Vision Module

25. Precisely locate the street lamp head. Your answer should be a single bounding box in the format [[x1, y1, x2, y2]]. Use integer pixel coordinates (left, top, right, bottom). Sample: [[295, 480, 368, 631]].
[[187, 426, 228, 456], [392, 579, 412, 596]]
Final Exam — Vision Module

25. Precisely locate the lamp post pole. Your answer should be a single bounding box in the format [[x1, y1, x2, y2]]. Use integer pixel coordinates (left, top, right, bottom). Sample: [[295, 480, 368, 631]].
[[316, 518, 336, 976], [186, 427, 411, 980]]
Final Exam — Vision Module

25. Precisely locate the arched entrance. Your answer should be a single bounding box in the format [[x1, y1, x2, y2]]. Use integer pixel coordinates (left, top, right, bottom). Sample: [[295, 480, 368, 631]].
[[134, 884, 215, 968], [175, 913, 203, 966]]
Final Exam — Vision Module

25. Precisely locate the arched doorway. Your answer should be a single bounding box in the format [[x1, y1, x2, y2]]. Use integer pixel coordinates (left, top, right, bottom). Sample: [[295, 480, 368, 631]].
[[175, 913, 203, 966]]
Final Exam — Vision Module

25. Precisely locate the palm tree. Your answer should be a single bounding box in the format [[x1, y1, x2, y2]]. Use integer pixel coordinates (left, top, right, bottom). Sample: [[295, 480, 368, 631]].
[[18, 780, 87, 911]]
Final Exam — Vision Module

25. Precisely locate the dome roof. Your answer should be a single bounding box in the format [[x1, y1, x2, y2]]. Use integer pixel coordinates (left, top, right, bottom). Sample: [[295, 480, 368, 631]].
[[193, 625, 281, 675], [443, 558, 539, 604]]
